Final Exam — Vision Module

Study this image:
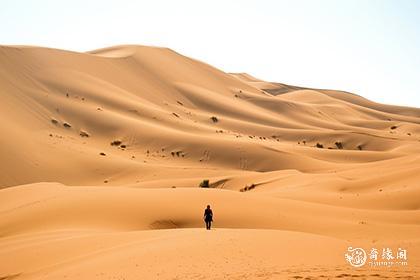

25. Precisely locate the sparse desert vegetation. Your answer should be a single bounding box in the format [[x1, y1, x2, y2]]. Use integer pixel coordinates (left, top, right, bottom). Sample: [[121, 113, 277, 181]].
[[2, 43, 420, 280], [335, 141, 343, 149], [111, 140, 122, 146], [240, 183, 256, 192], [199, 179, 210, 188]]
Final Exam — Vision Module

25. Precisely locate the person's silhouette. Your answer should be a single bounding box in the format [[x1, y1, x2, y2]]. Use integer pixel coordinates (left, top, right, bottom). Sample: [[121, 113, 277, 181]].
[[203, 205, 213, 230]]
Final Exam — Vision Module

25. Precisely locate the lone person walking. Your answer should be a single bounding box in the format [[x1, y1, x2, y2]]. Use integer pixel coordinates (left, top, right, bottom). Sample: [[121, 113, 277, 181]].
[[203, 205, 213, 230]]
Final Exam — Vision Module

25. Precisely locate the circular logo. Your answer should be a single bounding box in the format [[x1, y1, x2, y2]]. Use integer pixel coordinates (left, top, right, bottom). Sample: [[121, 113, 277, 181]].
[[345, 247, 367, 267]]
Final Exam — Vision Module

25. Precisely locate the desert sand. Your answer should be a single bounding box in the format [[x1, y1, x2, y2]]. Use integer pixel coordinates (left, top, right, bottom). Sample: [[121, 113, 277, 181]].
[[0, 45, 419, 279]]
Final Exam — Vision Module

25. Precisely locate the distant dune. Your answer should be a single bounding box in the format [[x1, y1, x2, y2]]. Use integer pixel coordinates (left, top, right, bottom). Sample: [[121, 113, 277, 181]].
[[0, 45, 419, 279]]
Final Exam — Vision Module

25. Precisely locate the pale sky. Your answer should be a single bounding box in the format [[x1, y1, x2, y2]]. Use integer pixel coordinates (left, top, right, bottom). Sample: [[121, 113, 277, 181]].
[[1, 0, 419, 107]]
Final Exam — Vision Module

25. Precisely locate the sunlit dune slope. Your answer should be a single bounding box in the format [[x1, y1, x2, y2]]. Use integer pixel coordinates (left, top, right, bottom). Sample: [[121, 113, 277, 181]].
[[1, 45, 420, 279]]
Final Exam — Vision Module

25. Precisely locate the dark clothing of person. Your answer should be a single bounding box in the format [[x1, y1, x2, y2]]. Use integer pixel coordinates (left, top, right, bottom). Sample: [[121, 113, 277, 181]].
[[204, 208, 213, 230], [204, 209, 213, 221]]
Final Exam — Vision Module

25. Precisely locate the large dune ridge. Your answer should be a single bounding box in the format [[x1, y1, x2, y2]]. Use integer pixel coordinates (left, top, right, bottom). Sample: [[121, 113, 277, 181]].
[[0, 45, 419, 279]]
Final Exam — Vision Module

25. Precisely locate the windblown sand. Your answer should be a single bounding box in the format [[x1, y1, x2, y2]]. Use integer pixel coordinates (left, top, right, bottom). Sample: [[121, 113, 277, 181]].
[[0, 45, 419, 279]]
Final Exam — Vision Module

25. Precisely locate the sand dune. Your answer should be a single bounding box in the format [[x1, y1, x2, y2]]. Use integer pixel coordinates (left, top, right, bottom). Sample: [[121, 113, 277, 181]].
[[1, 45, 420, 279]]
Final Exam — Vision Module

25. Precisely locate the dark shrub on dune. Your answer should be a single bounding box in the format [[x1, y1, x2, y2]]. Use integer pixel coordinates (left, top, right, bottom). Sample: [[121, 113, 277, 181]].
[[111, 140, 122, 146], [335, 142, 343, 149], [199, 179, 210, 188]]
